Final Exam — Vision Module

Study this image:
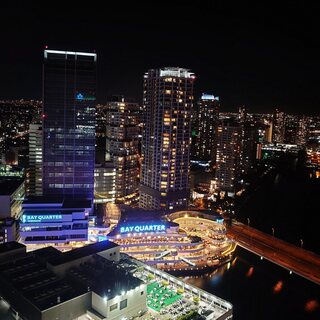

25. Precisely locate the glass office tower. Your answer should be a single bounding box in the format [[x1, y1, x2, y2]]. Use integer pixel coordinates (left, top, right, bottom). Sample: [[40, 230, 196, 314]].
[[42, 50, 96, 199]]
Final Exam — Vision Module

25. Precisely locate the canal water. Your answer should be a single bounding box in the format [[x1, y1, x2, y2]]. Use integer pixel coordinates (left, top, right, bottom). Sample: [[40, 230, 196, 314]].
[[236, 156, 320, 254], [184, 247, 320, 320], [185, 157, 320, 319]]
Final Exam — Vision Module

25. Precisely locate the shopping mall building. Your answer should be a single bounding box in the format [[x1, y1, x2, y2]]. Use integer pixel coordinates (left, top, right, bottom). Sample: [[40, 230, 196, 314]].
[[107, 209, 230, 270]]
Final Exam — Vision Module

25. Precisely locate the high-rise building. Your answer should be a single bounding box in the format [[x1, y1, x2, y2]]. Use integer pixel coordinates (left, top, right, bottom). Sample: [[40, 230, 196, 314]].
[[140, 68, 195, 210], [27, 123, 42, 196], [296, 116, 308, 145], [42, 50, 96, 199], [195, 94, 220, 162], [215, 119, 241, 196], [272, 109, 285, 143], [238, 105, 248, 123], [94, 163, 116, 203], [264, 119, 273, 143], [240, 122, 259, 174], [95, 104, 108, 164], [284, 114, 299, 144], [105, 96, 140, 204]]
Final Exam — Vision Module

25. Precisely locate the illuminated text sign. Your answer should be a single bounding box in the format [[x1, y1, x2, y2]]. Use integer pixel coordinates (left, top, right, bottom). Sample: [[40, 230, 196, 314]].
[[120, 224, 166, 234], [22, 214, 63, 223]]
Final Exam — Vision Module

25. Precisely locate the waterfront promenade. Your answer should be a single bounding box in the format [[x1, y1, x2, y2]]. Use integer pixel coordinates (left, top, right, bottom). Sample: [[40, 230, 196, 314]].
[[227, 222, 320, 285]]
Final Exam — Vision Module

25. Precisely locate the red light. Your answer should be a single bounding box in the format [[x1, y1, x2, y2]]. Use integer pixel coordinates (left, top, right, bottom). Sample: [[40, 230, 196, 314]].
[[45, 45, 48, 49], [42, 114, 46, 119]]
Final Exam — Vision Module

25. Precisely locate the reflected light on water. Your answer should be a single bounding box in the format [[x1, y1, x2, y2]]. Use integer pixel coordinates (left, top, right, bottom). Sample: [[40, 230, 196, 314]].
[[305, 299, 319, 312], [210, 273, 222, 286], [273, 280, 283, 293], [231, 257, 238, 266], [246, 266, 254, 278]]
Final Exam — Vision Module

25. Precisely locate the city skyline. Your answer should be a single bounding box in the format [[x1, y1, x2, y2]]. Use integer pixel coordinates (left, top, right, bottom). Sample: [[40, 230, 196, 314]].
[[0, 3, 320, 320], [0, 2, 318, 114]]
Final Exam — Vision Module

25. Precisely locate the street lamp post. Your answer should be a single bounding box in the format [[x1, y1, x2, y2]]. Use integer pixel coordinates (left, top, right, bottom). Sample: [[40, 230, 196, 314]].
[[300, 238, 303, 248], [247, 218, 250, 227], [271, 227, 275, 237]]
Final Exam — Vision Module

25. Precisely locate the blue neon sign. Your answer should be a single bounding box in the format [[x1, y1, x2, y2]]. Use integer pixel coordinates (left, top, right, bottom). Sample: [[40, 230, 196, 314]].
[[76, 93, 96, 101], [120, 224, 166, 234], [76, 93, 84, 101], [22, 214, 63, 223]]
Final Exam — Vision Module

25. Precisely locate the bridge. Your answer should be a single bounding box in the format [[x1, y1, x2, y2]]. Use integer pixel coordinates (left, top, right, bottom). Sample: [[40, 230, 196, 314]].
[[155, 250, 172, 260], [227, 222, 320, 285], [180, 256, 196, 267]]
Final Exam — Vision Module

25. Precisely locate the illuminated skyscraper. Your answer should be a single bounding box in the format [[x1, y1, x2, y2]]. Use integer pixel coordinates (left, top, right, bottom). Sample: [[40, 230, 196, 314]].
[[140, 68, 195, 210], [105, 96, 140, 204], [195, 94, 220, 162], [215, 119, 241, 196], [238, 105, 248, 123], [42, 50, 96, 199], [240, 122, 260, 174], [27, 123, 42, 196], [284, 115, 298, 144], [272, 109, 285, 143]]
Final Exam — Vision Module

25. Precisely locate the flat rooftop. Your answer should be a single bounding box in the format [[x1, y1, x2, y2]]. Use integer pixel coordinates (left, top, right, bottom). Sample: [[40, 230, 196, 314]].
[[23, 196, 92, 208], [0, 241, 25, 254], [46, 240, 118, 266], [0, 254, 86, 311], [32, 246, 61, 260], [68, 255, 143, 299]]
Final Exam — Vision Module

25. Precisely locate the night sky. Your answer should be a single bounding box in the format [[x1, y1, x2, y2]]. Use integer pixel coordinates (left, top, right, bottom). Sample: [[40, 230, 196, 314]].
[[0, 2, 318, 114]]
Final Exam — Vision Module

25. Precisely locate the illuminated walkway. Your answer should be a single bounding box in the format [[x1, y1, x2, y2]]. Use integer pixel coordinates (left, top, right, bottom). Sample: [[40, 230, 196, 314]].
[[227, 222, 320, 285]]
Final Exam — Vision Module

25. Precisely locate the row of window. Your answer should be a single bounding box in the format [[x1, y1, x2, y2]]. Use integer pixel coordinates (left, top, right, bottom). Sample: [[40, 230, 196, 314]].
[[110, 298, 128, 312]]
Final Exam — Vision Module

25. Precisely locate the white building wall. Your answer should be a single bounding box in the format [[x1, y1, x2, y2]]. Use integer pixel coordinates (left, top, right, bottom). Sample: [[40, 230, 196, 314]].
[[92, 284, 147, 320]]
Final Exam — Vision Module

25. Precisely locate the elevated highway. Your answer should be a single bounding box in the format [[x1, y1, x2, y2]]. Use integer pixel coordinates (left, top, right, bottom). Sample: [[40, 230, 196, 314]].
[[227, 222, 320, 285]]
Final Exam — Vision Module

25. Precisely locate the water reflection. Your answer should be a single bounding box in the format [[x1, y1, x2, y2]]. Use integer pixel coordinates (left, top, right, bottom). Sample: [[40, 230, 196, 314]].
[[183, 248, 320, 320], [305, 299, 319, 313], [246, 266, 254, 278], [272, 280, 283, 294]]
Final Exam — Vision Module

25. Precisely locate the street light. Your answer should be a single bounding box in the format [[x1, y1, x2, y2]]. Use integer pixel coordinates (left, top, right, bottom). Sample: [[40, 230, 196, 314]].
[[300, 238, 303, 248], [271, 227, 275, 237]]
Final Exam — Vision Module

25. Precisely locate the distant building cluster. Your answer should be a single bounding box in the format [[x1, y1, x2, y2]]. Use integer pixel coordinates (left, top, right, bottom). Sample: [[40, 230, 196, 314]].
[[0, 48, 319, 247]]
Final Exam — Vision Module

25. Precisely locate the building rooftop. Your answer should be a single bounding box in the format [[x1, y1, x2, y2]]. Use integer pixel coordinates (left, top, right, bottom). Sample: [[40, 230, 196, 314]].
[[0, 241, 118, 311], [23, 196, 64, 204], [0, 254, 86, 311], [46, 240, 118, 266], [120, 206, 168, 220], [23, 196, 92, 209], [68, 255, 143, 299], [32, 246, 61, 260], [44, 49, 96, 58], [0, 241, 25, 254]]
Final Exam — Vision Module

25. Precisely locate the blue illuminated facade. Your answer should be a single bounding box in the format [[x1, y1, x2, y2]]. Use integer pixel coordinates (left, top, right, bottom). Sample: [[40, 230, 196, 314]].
[[120, 224, 166, 234], [21, 214, 63, 223], [20, 198, 91, 244], [42, 50, 97, 199]]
